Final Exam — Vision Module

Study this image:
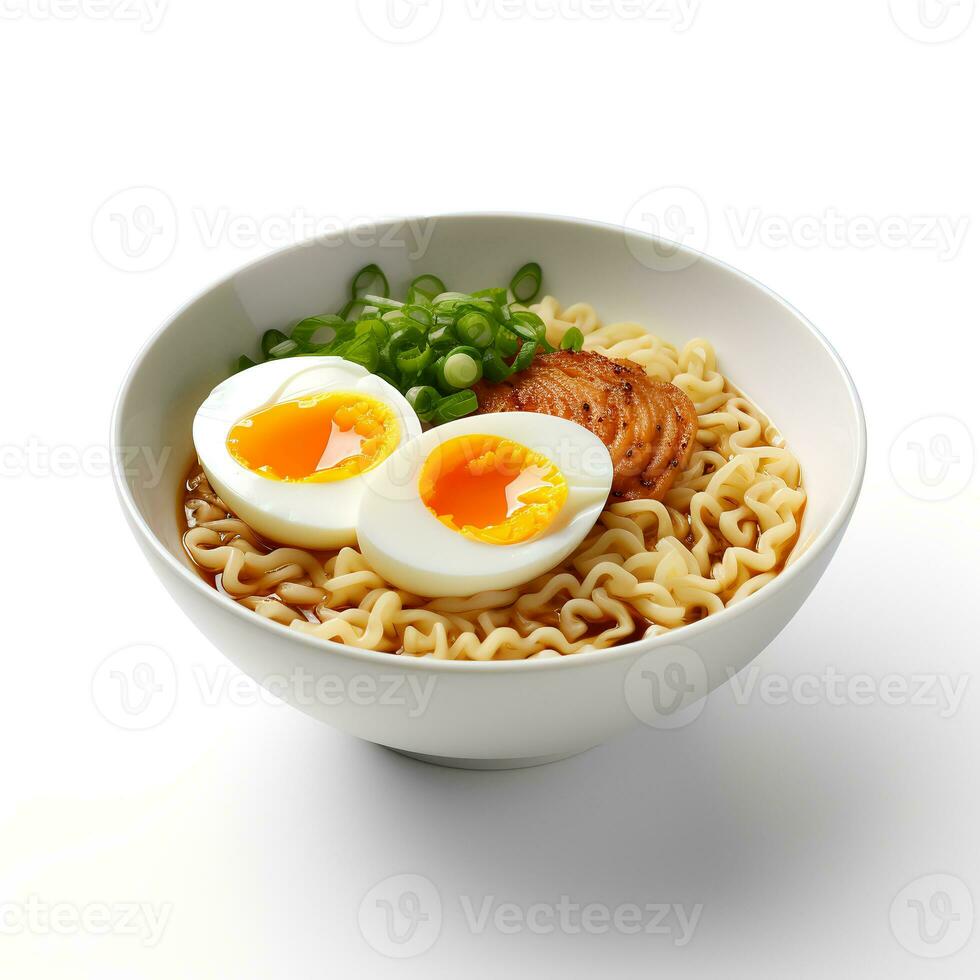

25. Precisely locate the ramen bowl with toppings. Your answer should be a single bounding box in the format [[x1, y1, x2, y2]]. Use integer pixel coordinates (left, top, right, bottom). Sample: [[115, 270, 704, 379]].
[[112, 213, 865, 768]]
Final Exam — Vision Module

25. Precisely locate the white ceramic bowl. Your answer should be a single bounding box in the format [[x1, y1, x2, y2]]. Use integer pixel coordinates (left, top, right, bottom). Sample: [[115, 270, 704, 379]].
[[112, 213, 866, 769]]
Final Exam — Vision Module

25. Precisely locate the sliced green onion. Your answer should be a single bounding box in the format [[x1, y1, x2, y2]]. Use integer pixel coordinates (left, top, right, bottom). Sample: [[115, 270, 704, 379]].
[[361, 294, 403, 312], [402, 304, 433, 328], [338, 297, 365, 319], [495, 329, 520, 358], [406, 385, 440, 420], [239, 265, 554, 420], [261, 329, 289, 358], [382, 315, 423, 334], [355, 318, 389, 343], [380, 325, 426, 376], [436, 299, 495, 323], [420, 360, 441, 389], [432, 291, 473, 304], [342, 333, 380, 373], [472, 287, 508, 308], [509, 262, 542, 304], [395, 345, 433, 377], [268, 338, 302, 359], [388, 324, 426, 349], [502, 315, 542, 345], [441, 346, 483, 389], [351, 264, 389, 298], [337, 264, 390, 319], [234, 354, 257, 374], [432, 389, 478, 425], [512, 311, 554, 352], [560, 327, 585, 352], [407, 274, 446, 303], [427, 323, 458, 350], [481, 349, 512, 383], [431, 353, 458, 394], [322, 321, 356, 353], [455, 310, 494, 348], [511, 340, 538, 373], [510, 309, 547, 335], [292, 314, 345, 347]]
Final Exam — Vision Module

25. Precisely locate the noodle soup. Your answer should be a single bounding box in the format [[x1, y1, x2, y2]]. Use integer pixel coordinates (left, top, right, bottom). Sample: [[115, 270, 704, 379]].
[[182, 267, 805, 662]]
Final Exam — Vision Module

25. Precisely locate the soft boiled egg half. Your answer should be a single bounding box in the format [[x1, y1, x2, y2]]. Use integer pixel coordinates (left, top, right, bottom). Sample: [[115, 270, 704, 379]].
[[193, 357, 422, 548], [357, 412, 614, 597]]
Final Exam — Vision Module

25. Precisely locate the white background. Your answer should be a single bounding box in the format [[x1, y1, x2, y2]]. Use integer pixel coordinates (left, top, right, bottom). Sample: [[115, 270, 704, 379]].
[[2, 1, 979, 976]]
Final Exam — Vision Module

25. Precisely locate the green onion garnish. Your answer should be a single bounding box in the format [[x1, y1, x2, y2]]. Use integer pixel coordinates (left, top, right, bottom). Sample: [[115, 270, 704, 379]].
[[237, 261, 548, 424], [261, 329, 289, 357], [361, 294, 403, 312], [427, 322, 458, 350], [406, 384, 440, 420], [342, 333, 380, 373], [456, 310, 494, 349], [509, 262, 543, 304], [472, 287, 508, 308], [388, 323, 425, 347], [396, 345, 433, 378], [408, 274, 446, 303], [481, 349, 512, 383], [441, 346, 483, 389], [432, 291, 472, 305], [402, 304, 433, 328], [432, 389, 478, 424], [510, 309, 547, 338], [355, 318, 389, 344], [495, 329, 520, 358], [352, 264, 389, 298], [268, 338, 302, 359], [511, 340, 538, 373], [502, 316, 541, 345], [338, 298, 363, 320], [560, 327, 585, 352], [292, 314, 345, 348]]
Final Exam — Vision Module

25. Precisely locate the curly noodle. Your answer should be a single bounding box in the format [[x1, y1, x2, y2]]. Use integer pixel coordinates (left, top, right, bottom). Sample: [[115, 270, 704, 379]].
[[182, 299, 806, 661]]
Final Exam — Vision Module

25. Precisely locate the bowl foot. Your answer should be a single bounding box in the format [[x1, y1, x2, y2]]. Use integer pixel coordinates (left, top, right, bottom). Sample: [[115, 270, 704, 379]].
[[388, 747, 591, 770]]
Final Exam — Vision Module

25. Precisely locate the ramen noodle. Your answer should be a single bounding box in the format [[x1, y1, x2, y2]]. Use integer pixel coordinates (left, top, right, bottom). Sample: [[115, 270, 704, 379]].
[[183, 298, 806, 661]]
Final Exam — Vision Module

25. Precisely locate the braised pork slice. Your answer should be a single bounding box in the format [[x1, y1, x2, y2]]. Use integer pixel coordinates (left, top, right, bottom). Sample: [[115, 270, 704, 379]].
[[474, 350, 698, 501]]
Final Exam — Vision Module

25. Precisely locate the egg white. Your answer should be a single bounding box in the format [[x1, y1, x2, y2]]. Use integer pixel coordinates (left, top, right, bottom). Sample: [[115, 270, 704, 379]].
[[356, 412, 613, 597], [193, 356, 422, 548]]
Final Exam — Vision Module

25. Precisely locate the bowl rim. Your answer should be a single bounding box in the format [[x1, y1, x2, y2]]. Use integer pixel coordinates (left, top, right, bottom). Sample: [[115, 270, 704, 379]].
[[111, 210, 867, 674]]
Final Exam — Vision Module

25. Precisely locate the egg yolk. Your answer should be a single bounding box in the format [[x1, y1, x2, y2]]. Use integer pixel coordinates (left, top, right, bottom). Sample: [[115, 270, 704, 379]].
[[419, 434, 568, 545], [227, 391, 399, 482]]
